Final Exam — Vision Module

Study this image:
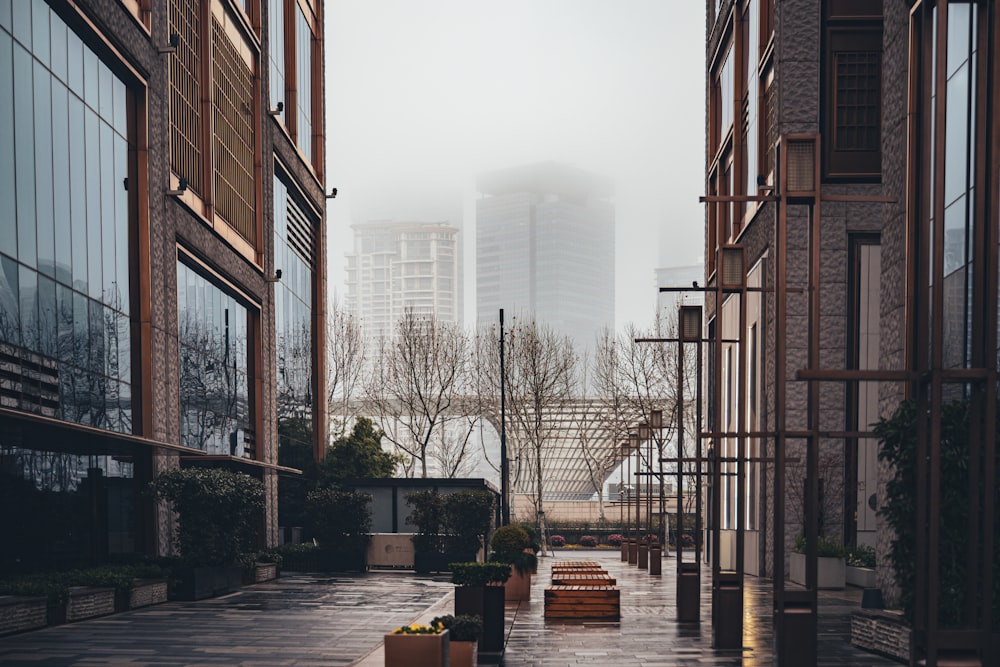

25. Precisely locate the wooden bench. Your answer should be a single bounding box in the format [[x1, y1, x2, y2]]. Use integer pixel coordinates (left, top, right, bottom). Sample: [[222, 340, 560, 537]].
[[544, 585, 620, 620], [550, 573, 617, 586]]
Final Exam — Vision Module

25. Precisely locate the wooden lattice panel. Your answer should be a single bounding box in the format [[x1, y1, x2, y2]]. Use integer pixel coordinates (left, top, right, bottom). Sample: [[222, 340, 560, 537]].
[[168, 0, 203, 193], [212, 18, 256, 245]]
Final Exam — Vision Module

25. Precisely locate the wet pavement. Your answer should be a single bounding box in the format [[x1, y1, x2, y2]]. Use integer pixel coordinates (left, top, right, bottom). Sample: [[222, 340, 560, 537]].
[[0, 551, 900, 666]]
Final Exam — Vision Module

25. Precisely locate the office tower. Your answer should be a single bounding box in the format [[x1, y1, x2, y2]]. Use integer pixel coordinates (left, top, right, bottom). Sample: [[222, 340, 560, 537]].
[[345, 221, 460, 336], [701, 1, 998, 661], [476, 162, 614, 353], [0, 0, 327, 565]]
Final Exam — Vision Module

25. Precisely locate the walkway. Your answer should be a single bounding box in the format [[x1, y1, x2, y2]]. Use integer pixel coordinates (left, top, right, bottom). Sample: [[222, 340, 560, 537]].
[[0, 551, 900, 666]]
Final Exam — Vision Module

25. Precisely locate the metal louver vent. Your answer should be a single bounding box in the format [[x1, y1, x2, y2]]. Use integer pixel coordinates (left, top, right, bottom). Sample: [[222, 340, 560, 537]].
[[286, 196, 315, 268]]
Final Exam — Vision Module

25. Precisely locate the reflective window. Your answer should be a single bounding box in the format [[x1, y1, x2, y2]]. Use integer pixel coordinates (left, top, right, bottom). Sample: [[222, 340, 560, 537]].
[[268, 0, 284, 122], [0, 2, 132, 431], [177, 261, 253, 455], [0, 444, 135, 567], [295, 5, 313, 163], [273, 175, 314, 434]]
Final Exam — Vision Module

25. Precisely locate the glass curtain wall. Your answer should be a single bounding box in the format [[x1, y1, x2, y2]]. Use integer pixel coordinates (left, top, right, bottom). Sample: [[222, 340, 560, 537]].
[[1, 0, 132, 431], [177, 261, 252, 455], [0, 0, 136, 570]]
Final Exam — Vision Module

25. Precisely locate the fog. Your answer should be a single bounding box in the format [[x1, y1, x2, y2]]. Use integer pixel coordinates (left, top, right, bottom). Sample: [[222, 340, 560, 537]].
[[324, 1, 707, 330]]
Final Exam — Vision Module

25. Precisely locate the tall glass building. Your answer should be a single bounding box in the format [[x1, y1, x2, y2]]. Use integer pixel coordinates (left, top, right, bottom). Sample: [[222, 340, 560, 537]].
[[475, 162, 615, 355], [0, 0, 327, 568]]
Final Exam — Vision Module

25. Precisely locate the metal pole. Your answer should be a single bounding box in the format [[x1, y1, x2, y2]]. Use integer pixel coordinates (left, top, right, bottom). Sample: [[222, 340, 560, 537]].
[[500, 309, 509, 526]]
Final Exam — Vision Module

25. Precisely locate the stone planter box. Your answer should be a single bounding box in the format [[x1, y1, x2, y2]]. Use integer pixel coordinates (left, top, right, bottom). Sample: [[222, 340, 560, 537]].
[[66, 586, 115, 622], [850, 608, 910, 663], [504, 568, 530, 601], [0, 595, 48, 636], [451, 639, 476, 667], [383, 629, 450, 667], [789, 553, 845, 589], [130, 579, 169, 609], [174, 565, 244, 601], [253, 563, 278, 583], [845, 565, 876, 589]]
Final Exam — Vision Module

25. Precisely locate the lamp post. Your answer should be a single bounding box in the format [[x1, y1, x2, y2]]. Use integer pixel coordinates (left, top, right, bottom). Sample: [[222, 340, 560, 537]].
[[499, 309, 509, 526]]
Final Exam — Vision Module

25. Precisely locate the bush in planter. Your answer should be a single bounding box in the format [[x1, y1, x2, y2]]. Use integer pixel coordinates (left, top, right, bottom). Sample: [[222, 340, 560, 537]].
[[306, 488, 372, 570], [846, 544, 875, 569], [406, 490, 447, 561], [549, 535, 566, 547], [444, 490, 495, 556], [874, 398, 1000, 629], [149, 468, 265, 566], [489, 525, 536, 575], [607, 534, 624, 547], [274, 543, 320, 571], [792, 532, 846, 558], [579, 535, 598, 548], [449, 562, 511, 587], [430, 614, 482, 642]]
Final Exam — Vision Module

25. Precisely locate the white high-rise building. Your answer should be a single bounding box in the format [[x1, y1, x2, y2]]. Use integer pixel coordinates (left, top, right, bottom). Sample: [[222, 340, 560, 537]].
[[345, 221, 459, 335]]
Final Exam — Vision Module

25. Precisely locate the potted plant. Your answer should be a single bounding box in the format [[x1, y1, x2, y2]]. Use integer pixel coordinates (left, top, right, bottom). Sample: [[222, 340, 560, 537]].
[[306, 488, 372, 572], [149, 468, 265, 600], [789, 533, 846, 589], [431, 614, 482, 667], [383, 621, 449, 667], [450, 562, 509, 662], [444, 490, 495, 563], [406, 491, 448, 573], [845, 544, 877, 588], [489, 525, 536, 601]]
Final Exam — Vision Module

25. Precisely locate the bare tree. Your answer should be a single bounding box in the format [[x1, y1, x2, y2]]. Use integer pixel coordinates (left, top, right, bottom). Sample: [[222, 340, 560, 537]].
[[325, 297, 366, 441], [500, 316, 577, 521], [365, 309, 469, 477]]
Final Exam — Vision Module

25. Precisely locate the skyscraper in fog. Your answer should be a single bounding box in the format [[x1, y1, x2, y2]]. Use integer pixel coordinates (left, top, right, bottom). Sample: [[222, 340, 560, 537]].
[[345, 221, 459, 336], [476, 163, 614, 351]]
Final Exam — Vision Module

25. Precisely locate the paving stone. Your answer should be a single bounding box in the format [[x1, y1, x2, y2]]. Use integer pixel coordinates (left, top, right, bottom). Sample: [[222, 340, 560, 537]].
[[0, 556, 900, 666]]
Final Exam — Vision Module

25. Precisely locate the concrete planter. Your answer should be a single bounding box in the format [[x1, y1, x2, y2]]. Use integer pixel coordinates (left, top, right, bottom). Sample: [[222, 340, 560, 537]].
[[66, 586, 115, 622], [504, 568, 531, 601], [789, 553, 845, 589], [252, 563, 279, 583], [0, 595, 48, 636], [850, 608, 910, 663], [129, 579, 169, 609], [845, 565, 876, 589], [451, 640, 476, 667], [383, 629, 450, 667]]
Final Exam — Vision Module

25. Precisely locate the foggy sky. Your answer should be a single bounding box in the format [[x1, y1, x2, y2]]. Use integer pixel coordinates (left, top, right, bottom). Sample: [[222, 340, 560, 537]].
[[323, 1, 707, 330]]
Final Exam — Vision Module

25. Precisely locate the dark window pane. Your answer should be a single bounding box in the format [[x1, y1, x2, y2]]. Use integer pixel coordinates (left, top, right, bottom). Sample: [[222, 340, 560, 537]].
[[14, 44, 36, 265], [82, 44, 97, 110], [37, 273, 55, 357], [34, 62, 54, 277], [73, 289, 88, 369], [66, 25, 82, 93], [100, 121, 116, 299], [0, 31, 15, 257], [52, 80, 71, 283], [10, 0, 29, 47], [56, 283, 72, 362], [85, 109, 101, 300], [18, 264, 37, 350], [0, 254, 19, 344], [30, 0, 47, 67], [68, 95, 87, 292], [49, 13, 65, 82]]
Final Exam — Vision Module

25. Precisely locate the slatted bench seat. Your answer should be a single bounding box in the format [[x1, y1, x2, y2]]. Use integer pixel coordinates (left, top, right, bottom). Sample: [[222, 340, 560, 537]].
[[544, 585, 621, 620], [550, 572, 617, 586]]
